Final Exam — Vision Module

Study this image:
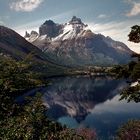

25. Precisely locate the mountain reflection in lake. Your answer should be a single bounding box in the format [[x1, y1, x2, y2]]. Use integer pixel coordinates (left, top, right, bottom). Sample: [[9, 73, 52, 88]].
[[41, 76, 140, 139]]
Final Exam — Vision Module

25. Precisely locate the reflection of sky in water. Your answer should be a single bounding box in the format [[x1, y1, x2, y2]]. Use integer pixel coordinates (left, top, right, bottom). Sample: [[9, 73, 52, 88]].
[[92, 95, 139, 114], [42, 76, 140, 139], [58, 117, 78, 128], [57, 94, 140, 139], [84, 95, 140, 138]]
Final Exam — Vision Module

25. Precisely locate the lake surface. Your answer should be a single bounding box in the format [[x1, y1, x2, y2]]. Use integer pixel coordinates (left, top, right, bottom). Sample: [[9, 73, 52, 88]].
[[17, 76, 140, 139], [41, 76, 140, 139]]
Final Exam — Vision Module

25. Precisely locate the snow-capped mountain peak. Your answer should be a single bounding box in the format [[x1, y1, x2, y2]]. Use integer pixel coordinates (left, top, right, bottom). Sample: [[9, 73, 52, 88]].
[[52, 23, 88, 41], [52, 16, 90, 41], [25, 16, 91, 42], [69, 16, 87, 28], [24, 16, 133, 67]]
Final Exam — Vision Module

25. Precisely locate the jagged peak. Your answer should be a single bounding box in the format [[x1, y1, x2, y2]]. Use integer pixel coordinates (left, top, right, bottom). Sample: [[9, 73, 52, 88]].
[[24, 31, 30, 38], [43, 20, 56, 26], [69, 16, 87, 27], [68, 16, 88, 32], [24, 30, 38, 39], [30, 31, 38, 35], [69, 16, 82, 24]]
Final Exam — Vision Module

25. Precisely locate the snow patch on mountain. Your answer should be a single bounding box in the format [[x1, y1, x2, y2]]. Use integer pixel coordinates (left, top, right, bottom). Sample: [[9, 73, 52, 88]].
[[52, 19, 88, 41], [52, 24, 73, 41], [24, 16, 134, 67]]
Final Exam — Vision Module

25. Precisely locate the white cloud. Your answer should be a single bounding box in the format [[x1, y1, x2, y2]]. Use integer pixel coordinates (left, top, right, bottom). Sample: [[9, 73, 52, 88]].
[[13, 7, 140, 54], [10, 0, 44, 12], [87, 19, 140, 53], [15, 26, 39, 36], [124, 0, 133, 4], [92, 95, 139, 114], [16, 18, 140, 53], [98, 14, 108, 19], [125, 0, 140, 16], [14, 20, 41, 36]]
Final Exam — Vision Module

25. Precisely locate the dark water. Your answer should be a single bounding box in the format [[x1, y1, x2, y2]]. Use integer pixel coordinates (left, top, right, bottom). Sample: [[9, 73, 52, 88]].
[[41, 76, 140, 139], [17, 76, 140, 139]]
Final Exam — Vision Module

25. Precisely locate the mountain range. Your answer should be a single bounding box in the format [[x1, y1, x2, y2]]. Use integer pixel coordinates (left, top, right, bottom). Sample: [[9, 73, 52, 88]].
[[25, 16, 133, 67], [0, 16, 134, 69]]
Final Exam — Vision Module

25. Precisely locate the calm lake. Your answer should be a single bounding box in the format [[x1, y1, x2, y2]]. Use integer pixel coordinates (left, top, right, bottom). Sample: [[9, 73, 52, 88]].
[[18, 76, 140, 139], [43, 76, 140, 139]]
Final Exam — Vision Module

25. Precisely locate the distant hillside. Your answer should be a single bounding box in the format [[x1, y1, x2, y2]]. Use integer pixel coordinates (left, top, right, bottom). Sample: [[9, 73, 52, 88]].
[[0, 26, 49, 62], [0, 26, 67, 76]]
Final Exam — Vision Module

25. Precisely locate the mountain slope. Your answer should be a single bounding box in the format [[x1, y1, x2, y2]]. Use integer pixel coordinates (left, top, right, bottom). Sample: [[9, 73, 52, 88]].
[[0, 26, 68, 76], [0, 26, 50, 61], [25, 16, 133, 67]]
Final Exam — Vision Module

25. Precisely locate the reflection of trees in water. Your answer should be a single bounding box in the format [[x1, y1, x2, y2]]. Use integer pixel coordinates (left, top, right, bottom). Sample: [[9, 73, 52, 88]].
[[43, 76, 126, 122], [120, 84, 140, 103], [119, 25, 140, 103]]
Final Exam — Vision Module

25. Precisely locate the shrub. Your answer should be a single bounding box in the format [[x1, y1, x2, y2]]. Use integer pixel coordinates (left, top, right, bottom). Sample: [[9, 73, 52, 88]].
[[116, 120, 140, 140]]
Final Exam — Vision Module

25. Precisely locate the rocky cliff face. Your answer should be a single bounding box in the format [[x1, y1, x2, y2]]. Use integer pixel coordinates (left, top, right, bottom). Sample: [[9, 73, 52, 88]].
[[25, 16, 133, 67], [39, 20, 63, 37]]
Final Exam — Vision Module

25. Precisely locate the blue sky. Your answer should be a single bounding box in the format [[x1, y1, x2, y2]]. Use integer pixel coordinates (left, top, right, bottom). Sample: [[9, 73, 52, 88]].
[[0, 0, 140, 52]]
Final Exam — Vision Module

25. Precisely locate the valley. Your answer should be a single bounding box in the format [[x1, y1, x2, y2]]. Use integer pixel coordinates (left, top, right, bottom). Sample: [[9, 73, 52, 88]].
[[0, 11, 140, 140]]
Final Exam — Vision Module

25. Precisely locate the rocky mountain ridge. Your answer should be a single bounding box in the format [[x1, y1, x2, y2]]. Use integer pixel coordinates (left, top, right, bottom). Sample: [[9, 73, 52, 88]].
[[25, 16, 133, 67], [0, 26, 47, 61]]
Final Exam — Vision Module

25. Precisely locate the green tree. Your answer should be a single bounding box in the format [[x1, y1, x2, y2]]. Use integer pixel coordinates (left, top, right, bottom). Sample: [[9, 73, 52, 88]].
[[0, 57, 86, 140], [0, 56, 44, 118], [120, 85, 140, 103], [0, 94, 86, 140], [0, 57, 43, 94], [128, 25, 140, 43], [116, 120, 140, 140], [0, 94, 64, 140]]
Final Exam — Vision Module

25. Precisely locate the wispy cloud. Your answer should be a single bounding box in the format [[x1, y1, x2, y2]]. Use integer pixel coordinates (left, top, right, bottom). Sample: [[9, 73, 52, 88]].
[[10, 0, 44, 12], [14, 20, 41, 36], [124, 0, 133, 4], [92, 95, 139, 114], [97, 14, 108, 19], [88, 19, 140, 53], [125, 0, 140, 16]]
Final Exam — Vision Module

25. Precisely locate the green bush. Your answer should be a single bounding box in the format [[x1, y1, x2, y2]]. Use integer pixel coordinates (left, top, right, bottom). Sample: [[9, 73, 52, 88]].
[[120, 85, 140, 103], [0, 57, 87, 140], [116, 120, 140, 140]]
